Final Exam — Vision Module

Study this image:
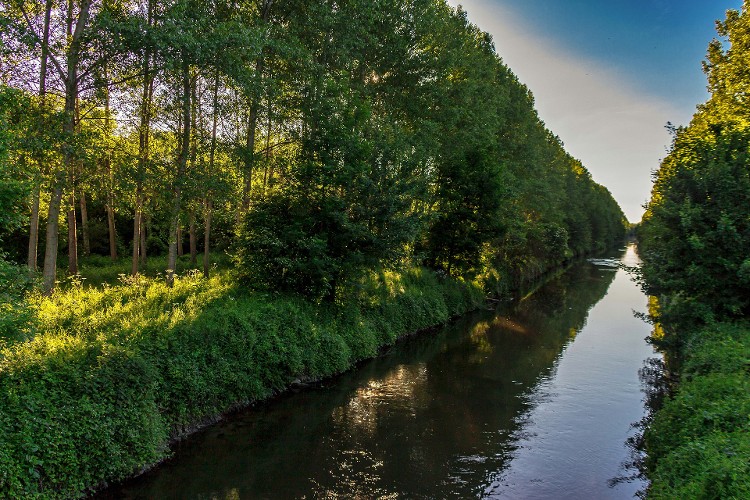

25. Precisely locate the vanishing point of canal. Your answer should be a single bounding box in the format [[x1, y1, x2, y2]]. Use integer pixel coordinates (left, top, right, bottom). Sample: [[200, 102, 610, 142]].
[[103, 244, 658, 499]]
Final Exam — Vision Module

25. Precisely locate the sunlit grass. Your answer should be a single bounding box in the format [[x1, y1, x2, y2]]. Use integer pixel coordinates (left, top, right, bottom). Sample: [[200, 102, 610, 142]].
[[62, 252, 232, 289], [32, 269, 234, 342]]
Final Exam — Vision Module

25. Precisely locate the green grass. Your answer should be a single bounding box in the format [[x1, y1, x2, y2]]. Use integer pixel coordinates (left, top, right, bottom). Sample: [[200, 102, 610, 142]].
[[645, 322, 750, 499], [0, 265, 483, 498], [65, 252, 233, 288]]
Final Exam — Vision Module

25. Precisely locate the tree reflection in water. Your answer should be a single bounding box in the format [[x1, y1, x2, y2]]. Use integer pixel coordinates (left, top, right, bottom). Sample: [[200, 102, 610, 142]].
[[609, 356, 669, 497], [101, 249, 659, 499]]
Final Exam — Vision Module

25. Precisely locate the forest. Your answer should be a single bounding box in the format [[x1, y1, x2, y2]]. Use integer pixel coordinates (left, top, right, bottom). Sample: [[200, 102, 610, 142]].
[[0, 0, 626, 497], [0, 0, 625, 299], [639, 1, 750, 496]]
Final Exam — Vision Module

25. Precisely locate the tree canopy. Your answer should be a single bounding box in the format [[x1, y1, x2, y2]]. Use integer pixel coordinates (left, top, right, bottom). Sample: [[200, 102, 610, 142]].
[[640, 0, 750, 323], [0, 0, 627, 300]]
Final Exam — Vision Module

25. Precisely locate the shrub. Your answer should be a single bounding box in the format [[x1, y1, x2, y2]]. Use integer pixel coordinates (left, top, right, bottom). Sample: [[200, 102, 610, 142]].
[[0, 267, 481, 497], [645, 322, 750, 499]]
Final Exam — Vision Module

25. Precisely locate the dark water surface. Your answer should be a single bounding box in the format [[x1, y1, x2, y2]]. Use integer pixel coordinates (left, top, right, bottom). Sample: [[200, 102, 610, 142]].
[[103, 245, 655, 499]]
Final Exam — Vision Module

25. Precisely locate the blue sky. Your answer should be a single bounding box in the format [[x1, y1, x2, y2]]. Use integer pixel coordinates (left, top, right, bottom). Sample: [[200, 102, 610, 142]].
[[446, 0, 743, 222]]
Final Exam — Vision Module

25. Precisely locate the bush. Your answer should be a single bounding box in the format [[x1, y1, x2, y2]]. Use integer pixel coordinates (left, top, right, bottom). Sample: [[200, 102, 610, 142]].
[[0, 267, 482, 497], [0, 257, 35, 347], [648, 431, 750, 499], [645, 322, 750, 499]]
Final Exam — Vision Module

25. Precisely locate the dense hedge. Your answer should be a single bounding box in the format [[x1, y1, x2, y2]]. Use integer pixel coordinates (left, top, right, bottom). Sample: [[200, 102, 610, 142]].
[[645, 322, 750, 498], [0, 269, 483, 498], [638, 4, 750, 496]]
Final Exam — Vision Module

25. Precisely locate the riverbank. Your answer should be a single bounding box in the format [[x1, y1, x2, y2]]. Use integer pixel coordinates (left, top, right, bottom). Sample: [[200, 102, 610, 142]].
[[106, 246, 654, 498], [644, 320, 750, 498], [0, 267, 483, 498]]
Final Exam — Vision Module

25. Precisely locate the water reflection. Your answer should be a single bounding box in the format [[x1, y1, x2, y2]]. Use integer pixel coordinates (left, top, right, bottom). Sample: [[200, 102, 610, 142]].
[[608, 356, 668, 497], [103, 246, 655, 499], [483, 245, 657, 499]]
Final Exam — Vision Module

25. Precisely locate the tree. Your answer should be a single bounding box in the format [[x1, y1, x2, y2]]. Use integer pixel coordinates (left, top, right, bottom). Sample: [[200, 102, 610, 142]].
[[641, 1, 750, 322], [3, 0, 139, 292], [0, 0, 627, 301], [0, 87, 33, 244], [642, 127, 750, 322]]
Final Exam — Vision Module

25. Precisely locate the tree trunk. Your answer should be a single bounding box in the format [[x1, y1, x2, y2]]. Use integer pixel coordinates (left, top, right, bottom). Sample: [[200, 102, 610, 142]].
[[79, 190, 90, 257], [238, 0, 272, 222], [189, 210, 197, 264], [132, 0, 153, 275], [29, 0, 53, 273], [42, 180, 64, 294], [188, 78, 199, 266], [166, 54, 192, 287], [66, 2, 81, 275], [203, 199, 212, 278], [140, 216, 147, 264], [42, 0, 93, 293], [204, 69, 219, 278], [102, 63, 116, 261], [241, 106, 258, 213], [106, 201, 117, 260], [131, 187, 142, 275], [105, 157, 117, 260], [262, 107, 272, 196], [67, 187, 78, 275], [28, 187, 41, 272], [177, 221, 183, 257]]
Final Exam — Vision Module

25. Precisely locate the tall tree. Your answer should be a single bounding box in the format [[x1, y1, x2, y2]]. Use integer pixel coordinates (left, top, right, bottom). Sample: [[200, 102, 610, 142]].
[[165, 52, 191, 287], [44, 0, 91, 291], [131, 0, 155, 275], [641, 1, 750, 323], [26, 0, 54, 273], [5, 0, 137, 291]]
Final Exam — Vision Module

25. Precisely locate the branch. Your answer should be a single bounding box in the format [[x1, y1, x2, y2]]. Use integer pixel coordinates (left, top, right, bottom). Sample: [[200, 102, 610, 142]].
[[71, 0, 93, 49], [18, 2, 66, 81], [76, 57, 108, 84], [78, 63, 166, 92], [77, 101, 99, 121], [258, 138, 295, 156], [79, 72, 134, 92]]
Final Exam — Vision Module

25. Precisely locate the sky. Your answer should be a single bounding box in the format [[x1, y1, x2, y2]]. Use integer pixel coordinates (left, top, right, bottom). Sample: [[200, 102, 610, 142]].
[[445, 0, 743, 222]]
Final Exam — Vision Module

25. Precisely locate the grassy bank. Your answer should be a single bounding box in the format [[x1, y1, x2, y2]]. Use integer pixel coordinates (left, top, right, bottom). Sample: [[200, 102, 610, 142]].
[[0, 267, 483, 498], [645, 321, 750, 498]]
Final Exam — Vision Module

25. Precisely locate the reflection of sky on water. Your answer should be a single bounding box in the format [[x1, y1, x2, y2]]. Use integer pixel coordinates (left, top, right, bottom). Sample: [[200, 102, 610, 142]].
[[103, 246, 654, 499], [485, 245, 656, 499], [332, 363, 429, 436]]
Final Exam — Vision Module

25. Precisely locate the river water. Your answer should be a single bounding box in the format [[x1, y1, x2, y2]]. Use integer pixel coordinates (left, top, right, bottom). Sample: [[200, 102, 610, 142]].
[[104, 244, 657, 499]]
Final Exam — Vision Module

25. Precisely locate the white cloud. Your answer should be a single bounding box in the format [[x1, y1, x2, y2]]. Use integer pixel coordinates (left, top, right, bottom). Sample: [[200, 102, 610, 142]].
[[447, 0, 690, 222]]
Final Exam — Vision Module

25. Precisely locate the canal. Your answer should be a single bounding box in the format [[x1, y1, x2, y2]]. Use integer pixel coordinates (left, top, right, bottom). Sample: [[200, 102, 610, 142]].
[[103, 244, 657, 498]]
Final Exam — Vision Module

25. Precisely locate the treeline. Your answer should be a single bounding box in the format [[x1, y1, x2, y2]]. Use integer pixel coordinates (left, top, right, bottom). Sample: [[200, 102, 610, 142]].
[[640, 0, 750, 324], [639, 1, 750, 496], [1, 0, 625, 300]]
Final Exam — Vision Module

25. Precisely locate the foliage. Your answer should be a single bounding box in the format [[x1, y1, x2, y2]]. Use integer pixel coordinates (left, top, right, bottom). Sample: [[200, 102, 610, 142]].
[[235, 1, 626, 300], [0, 86, 36, 244], [645, 322, 750, 499], [0, 0, 627, 496], [0, 258, 35, 350], [635, 6, 750, 497], [0, 266, 481, 497], [236, 190, 378, 301], [1, 0, 625, 294], [640, 1, 750, 325], [640, 128, 750, 324]]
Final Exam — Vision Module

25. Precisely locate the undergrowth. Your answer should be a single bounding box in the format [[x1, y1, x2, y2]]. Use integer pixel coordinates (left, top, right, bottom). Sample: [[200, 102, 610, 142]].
[[645, 322, 750, 499], [0, 266, 482, 498]]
